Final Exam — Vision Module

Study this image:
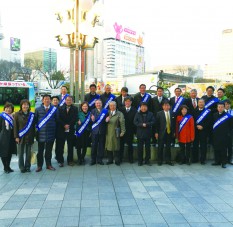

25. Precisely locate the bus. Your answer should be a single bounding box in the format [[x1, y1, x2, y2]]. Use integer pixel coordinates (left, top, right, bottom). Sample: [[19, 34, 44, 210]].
[[0, 81, 35, 112]]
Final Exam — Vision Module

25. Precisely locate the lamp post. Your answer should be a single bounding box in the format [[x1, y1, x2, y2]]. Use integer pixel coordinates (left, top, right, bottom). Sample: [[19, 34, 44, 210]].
[[55, 0, 102, 104]]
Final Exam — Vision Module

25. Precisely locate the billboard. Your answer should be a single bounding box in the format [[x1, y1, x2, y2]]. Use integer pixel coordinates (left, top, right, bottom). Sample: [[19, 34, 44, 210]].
[[10, 37, 20, 51]]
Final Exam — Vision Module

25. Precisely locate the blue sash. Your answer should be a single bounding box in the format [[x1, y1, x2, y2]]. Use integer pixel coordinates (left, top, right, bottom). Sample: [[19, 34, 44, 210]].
[[137, 93, 151, 111], [18, 112, 35, 138], [36, 106, 57, 131], [0, 112, 13, 128], [89, 94, 100, 107], [178, 114, 192, 133], [59, 94, 69, 106], [92, 109, 108, 130], [196, 109, 211, 124], [205, 97, 218, 109], [76, 112, 91, 137], [104, 94, 116, 109], [213, 113, 232, 130], [173, 96, 184, 113]]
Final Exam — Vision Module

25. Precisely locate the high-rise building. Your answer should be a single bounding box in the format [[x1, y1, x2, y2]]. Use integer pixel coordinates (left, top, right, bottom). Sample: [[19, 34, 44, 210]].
[[24, 48, 57, 73], [204, 29, 233, 82]]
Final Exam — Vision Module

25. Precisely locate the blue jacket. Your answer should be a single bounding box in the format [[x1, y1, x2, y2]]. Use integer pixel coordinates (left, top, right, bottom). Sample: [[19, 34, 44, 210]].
[[35, 104, 58, 142]]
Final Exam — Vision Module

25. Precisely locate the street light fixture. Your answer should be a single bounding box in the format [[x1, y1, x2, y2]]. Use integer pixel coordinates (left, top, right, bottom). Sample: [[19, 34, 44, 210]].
[[55, 0, 102, 104]]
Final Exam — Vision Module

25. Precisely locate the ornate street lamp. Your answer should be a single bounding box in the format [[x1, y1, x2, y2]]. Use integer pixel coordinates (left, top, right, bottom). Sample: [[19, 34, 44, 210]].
[[55, 0, 102, 103]]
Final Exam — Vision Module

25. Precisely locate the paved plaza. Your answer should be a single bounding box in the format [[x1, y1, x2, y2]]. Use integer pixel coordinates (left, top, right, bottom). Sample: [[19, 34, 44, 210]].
[[1, 155, 233, 227]]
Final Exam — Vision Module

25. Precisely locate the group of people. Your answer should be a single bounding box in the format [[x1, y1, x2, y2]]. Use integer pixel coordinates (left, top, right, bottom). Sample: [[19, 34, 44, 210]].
[[0, 83, 232, 174]]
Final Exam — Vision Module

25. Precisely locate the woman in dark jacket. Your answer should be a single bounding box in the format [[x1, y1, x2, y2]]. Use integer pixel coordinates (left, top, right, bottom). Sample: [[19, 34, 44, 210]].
[[76, 101, 91, 165], [0, 102, 17, 173], [14, 99, 35, 173]]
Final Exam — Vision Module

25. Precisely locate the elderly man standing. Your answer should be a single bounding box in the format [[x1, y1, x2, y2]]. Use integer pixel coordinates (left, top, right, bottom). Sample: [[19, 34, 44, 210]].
[[90, 99, 108, 165], [105, 101, 125, 166]]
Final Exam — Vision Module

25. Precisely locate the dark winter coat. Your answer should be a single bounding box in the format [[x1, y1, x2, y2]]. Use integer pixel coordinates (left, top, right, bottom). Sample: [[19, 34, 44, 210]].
[[14, 111, 35, 145], [35, 105, 58, 142], [0, 115, 17, 157]]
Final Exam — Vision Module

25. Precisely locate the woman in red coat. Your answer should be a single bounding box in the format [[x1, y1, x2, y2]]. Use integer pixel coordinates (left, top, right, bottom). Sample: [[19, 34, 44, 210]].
[[176, 105, 195, 165]]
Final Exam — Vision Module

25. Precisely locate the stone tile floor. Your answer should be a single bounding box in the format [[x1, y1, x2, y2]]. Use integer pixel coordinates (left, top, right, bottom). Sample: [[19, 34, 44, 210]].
[[1, 156, 233, 227]]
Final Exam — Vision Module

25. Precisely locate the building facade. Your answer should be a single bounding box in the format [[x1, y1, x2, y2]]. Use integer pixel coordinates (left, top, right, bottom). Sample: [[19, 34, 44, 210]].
[[24, 48, 57, 73]]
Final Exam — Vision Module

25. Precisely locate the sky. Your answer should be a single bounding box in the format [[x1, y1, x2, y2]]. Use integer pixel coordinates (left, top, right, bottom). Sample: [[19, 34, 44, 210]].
[[1, 0, 233, 70]]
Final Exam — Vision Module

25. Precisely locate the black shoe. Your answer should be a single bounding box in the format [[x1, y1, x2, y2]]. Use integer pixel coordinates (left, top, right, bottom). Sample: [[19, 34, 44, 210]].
[[115, 161, 120, 166], [90, 161, 96, 166], [138, 162, 143, 166], [228, 162, 233, 165], [158, 162, 162, 166], [222, 164, 227, 168], [8, 168, 14, 172], [21, 169, 26, 173], [4, 169, 10, 174], [106, 161, 113, 165], [26, 169, 31, 172], [212, 162, 221, 166], [166, 162, 174, 166], [144, 161, 152, 166], [129, 160, 134, 164], [98, 161, 104, 165], [200, 161, 206, 165]]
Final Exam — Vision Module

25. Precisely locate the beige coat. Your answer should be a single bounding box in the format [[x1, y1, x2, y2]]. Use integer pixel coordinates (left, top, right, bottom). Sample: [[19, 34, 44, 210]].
[[105, 110, 125, 151]]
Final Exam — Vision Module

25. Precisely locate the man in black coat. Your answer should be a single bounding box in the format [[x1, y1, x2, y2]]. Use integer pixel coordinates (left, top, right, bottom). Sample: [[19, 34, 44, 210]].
[[202, 86, 218, 113], [120, 97, 137, 163], [186, 89, 199, 116], [155, 101, 175, 166], [212, 102, 233, 168], [90, 99, 108, 165], [133, 84, 152, 112], [116, 87, 131, 111], [100, 84, 116, 109], [84, 84, 100, 110], [134, 102, 155, 166], [193, 99, 212, 164], [152, 87, 168, 117], [57, 96, 78, 166], [58, 85, 69, 107]]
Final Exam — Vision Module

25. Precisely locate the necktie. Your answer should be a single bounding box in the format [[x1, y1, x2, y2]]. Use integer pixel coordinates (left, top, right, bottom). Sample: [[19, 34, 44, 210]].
[[126, 108, 129, 113], [45, 107, 48, 113], [166, 112, 171, 134], [122, 97, 124, 104], [175, 97, 178, 103], [111, 111, 113, 116], [158, 97, 162, 103], [67, 107, 70, 113], [192, 99, 196, 108]]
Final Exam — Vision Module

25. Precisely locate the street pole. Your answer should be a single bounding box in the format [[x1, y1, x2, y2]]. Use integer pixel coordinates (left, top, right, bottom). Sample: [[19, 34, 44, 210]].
[[70, 48, 74, 96]]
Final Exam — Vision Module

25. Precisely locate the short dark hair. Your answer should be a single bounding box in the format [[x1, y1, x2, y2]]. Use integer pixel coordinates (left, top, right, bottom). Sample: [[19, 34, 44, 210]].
[[139, 84, 146, 88], [80, 101, 89, 112], [121, 87, 128, 92], [124, 96, 132, 102], [51, 96, 60, 101], [42, 94, 51, 100], [20, 99, 31, 111], [89, 84, 97, 89], [174, 87, 182, 92], [217, 102, 225, 106], [162, 100, 170, 106], [4, 102, 14, 112], [224, 99, 231, 105], [157, 87, 164, 91], [217, 88, 225, 93], [179, 104, 189, 111], [61, 85, 68, 90], [206, 86, 215, 92], [140, 102, 148, 107]]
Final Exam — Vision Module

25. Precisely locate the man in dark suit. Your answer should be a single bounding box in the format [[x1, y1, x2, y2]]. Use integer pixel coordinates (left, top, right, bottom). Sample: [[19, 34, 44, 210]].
[[186, 89, 199, 116], [152, 87, 168, 117], [116, 87, 131, 111], [57, 96, 78, 166], [155, 101, 175, 166], [212, 102, 233, 168], [202, 86, 218, 113], [193, 99, 212, 164], [90, 99, 108, 165], [120, 97, 137, 163], [58, 85, 69, 107], [133, 84, 152, 112], [84, 84, 100, 110], [100, 84, 116, 109]]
